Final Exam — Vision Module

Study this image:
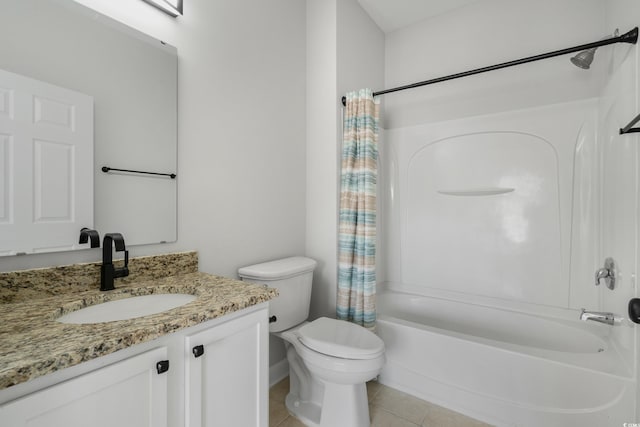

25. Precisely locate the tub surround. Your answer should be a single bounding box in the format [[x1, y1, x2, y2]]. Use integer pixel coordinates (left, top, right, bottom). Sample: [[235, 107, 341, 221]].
[[0, 251, 277, 390]]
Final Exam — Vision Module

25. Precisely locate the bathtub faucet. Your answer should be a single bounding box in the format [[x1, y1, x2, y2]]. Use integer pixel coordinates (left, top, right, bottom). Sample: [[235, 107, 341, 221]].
[[580, 309, 615, 326]]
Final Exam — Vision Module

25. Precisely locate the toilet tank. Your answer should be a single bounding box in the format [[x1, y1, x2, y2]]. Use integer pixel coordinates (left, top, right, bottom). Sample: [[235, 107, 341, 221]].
[[238, 257, 317, 332]]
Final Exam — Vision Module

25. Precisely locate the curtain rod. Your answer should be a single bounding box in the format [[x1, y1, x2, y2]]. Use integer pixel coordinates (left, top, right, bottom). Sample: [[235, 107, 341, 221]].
[[341, 27, 638, 107], [620, 112, 640, 134]]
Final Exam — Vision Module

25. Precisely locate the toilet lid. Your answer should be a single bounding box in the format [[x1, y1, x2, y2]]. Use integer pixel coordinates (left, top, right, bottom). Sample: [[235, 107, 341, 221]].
[[298, 317, 385, 360]]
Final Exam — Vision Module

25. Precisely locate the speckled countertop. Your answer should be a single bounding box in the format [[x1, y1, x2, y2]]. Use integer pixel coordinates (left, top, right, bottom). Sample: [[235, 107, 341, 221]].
[[0, 252, 277, 390]]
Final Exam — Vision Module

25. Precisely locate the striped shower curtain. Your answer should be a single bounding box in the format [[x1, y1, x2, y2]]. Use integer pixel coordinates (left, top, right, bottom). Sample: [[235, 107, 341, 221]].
[[337, 88, 380, 330]]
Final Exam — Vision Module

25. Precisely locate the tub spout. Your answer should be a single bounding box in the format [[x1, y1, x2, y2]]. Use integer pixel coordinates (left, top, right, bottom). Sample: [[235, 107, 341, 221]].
[[580, 309, 615, 325]]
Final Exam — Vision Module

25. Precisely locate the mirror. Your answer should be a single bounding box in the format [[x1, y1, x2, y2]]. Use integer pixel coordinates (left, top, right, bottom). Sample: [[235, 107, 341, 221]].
[[0, 0, 177, 255]]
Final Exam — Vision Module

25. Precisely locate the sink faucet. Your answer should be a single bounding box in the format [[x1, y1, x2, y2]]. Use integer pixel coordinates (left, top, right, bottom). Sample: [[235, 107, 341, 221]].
[[100, 233, 129, 291], [580, 309, 615, 326]]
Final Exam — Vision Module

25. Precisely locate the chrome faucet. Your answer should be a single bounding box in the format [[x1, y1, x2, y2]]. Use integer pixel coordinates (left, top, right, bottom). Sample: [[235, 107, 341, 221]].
[[100, 233, 129, 291], [595, 268, 611, 284], [580, 309, 615, 326], [594, 257, 616, 290]]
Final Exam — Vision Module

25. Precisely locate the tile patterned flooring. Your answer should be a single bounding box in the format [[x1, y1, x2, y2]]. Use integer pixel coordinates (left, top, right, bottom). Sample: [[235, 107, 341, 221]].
[[269, 377, 493, 427]]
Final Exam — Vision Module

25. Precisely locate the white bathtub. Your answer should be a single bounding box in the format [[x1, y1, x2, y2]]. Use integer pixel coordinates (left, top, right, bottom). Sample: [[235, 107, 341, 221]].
[[376, 291, 635, 427]]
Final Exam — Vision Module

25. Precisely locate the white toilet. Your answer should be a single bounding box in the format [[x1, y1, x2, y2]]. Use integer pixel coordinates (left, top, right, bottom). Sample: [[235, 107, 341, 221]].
[[238, 257, 385, 427]]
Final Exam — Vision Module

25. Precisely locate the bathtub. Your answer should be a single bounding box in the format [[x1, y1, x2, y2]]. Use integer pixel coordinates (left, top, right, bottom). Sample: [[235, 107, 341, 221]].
[[376, 291, 635, 427]]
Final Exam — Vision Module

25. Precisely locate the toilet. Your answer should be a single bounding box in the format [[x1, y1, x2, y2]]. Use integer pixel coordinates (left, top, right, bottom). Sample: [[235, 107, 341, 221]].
[[238, 257, 385, 427]]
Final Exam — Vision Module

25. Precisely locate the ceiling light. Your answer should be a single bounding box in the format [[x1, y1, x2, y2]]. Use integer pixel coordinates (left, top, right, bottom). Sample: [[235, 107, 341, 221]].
[[142, 0, 183, 17]]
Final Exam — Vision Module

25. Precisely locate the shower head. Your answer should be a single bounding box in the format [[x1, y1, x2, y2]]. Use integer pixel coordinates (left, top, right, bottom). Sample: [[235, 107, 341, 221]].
[[570, 48, 596, 69], [570, 29, 620, 69]]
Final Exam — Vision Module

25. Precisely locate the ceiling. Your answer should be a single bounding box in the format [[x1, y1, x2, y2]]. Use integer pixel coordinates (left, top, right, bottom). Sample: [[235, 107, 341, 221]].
[[357, 0, 485, 33]]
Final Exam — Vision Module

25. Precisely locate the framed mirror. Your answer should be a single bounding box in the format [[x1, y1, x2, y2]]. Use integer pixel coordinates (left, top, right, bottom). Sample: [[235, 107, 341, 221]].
[[0, 0, 178, 255]]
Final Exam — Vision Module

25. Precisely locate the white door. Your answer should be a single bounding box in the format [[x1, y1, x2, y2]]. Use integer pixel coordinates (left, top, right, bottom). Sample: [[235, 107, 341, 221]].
[[185, 308, 269, 427], [0, 347, 168, 427], [0, 68, 93, 255]]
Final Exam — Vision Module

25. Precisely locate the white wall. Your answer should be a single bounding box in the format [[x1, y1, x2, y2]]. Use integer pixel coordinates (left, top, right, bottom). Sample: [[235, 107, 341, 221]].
[[305, 0, 384, 321], [0, 0, 307, 280], [384, 0, 607, 129], [305, 0, 337, 322]]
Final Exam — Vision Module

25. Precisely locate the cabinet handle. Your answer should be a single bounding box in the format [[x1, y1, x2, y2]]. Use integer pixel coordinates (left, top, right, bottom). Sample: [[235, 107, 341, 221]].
[[192, 344, 205, 358], [156, 360, 170, 374]]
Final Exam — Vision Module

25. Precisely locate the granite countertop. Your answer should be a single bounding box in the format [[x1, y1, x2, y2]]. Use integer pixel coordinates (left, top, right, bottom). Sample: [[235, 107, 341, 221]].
[[0, 254, 277, 390]]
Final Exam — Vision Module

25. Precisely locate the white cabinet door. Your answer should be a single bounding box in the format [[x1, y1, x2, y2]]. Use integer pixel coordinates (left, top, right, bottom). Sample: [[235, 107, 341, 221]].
[[0, 347, 168, 427], [0, 68, 93, 255], [185, 308, 268, 427]]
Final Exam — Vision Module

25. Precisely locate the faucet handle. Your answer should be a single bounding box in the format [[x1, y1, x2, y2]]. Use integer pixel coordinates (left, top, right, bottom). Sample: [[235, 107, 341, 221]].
[[79, 228, 100, 248], [595, 269, 608, 285], [121, 250, 130, 277], [595, 258, 616, 290], [113, 250, 130, 279]]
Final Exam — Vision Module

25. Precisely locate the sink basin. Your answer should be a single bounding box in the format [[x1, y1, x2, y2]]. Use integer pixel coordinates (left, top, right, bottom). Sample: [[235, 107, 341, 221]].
[[57, 294, 197, 324]]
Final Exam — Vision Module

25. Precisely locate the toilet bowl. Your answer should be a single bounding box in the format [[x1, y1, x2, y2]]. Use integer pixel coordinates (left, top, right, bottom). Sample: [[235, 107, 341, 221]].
[[278, 318, 385, 427], [238, 257, 385, 427]]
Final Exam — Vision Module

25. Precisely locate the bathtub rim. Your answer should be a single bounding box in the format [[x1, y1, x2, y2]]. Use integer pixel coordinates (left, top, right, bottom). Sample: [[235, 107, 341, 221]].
[[376, 288, 632, 379], [381, 281, 614, 323]]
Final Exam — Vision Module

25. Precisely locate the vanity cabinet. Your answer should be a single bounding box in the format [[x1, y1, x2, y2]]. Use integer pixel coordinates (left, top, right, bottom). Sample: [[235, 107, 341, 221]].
[[0, 347, 168, 427], [185, 307, 268, 427], [0, 303, 269, 427]]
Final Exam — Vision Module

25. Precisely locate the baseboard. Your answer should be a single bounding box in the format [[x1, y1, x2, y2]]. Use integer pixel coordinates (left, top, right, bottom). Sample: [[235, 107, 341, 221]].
[[269, 358, 289, 387]]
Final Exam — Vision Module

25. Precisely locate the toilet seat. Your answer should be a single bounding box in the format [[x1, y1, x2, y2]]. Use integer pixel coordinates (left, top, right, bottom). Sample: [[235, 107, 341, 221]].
[[280, 326, 385, 382], [298, 317, 384, 360]]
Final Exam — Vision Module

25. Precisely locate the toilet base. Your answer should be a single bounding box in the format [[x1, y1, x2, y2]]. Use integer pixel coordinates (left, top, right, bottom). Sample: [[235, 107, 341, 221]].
[[285, 393, 321, 426], [285, 382, 370, 427]]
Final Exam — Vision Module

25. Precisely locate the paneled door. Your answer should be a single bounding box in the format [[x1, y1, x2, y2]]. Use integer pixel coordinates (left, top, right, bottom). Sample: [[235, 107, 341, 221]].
[[0, 68, 93, 255]]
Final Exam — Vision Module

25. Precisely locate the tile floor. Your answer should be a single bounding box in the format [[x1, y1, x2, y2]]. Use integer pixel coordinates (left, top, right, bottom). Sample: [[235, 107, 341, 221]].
[[269, 377, 494, 427]]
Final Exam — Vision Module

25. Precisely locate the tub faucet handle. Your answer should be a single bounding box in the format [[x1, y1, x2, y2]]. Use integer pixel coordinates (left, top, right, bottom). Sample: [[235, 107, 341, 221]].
[[595, 257, 616, 290]]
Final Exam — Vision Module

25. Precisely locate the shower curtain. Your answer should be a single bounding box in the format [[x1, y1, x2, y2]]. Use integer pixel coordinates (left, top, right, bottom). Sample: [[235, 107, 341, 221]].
[[337, 88, 380, 330]]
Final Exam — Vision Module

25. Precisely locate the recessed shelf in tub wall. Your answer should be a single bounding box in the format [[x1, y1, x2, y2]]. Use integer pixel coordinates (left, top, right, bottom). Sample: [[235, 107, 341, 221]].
[[437, 187, 515, 196]]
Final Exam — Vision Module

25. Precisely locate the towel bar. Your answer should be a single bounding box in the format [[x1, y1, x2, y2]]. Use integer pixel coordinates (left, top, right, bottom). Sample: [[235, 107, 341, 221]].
[[101, 166, 176, 179]]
